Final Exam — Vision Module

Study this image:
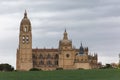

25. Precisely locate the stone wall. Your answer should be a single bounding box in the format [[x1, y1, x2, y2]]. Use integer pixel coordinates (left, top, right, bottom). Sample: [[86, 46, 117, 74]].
[[75, 63, 91, 69]]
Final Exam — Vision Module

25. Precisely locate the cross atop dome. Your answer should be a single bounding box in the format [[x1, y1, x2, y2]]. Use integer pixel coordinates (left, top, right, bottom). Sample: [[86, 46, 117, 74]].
[[63, 29, 68, 40], [24, 10, 27, 18]]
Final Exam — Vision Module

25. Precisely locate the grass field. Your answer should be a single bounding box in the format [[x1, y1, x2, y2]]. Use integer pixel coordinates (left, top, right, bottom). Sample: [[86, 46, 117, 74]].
[[0, 69, 120, 80]]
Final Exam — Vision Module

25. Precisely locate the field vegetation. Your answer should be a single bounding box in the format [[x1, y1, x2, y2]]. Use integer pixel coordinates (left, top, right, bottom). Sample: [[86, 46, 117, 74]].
[[0, 69, 120, 80]]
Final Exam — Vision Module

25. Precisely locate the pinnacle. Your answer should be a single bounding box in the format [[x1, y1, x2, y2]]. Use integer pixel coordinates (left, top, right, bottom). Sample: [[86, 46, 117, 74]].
[[24, 10, 27, 18]]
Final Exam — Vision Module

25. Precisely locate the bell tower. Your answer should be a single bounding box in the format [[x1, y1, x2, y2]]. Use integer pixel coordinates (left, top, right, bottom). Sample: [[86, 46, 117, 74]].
[[16, 10, 33, 71]]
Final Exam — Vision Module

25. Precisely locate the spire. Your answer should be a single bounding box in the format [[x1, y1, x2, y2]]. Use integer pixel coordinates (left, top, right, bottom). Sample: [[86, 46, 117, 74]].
[[63, 29, 68, 40], [80, 42, 83, 50], [20, 10, 31, 30], [65, 28, 66, 32], [81, 42, 83, 47], [24, 10, 27, 18]]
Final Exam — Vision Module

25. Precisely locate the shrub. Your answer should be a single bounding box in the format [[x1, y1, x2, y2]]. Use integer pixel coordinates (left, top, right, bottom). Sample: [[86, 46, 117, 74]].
[[0, 63, 14, 72], [118, 64, 120, 68], [29, 68, 41, 71], [56, 68, 63, 70], [78, 68, 84, 70]]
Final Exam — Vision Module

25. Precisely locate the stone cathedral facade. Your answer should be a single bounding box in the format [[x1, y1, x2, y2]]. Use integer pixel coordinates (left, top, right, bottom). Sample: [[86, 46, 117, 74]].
[[16, 11, 98, 71]]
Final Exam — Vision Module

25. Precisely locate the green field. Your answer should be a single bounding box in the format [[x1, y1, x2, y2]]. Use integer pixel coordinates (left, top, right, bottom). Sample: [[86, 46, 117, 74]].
[[0, 69, 120, 80]]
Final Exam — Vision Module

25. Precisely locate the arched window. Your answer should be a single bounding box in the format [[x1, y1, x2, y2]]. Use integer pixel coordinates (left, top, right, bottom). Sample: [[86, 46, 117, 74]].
[[33, 61, 37, 65], [47, 61, 52, 66], [47, 54, 51, 59], [32, 54, 37, 59], [54, 54, 59, 59], [32, 54, 35, 58], [39, 54, 43, 59], [39, 60, 44, 65], [55, 60, 58, 65]]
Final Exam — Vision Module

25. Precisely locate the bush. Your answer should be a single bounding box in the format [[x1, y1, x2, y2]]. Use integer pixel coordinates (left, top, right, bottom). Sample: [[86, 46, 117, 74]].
[[14, 70, 18, 72], [118, 64, 120, 68], [56, 68, 63, 70], [78, 68, 84, 70], [0, 63, 14, 72], [29, 68, 41, 71], [100, 64, 113, 69]]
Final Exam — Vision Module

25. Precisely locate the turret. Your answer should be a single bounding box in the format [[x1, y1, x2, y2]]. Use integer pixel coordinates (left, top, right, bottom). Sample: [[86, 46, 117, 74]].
[[59, 29, 72, 50], [79, 43, 84, 54]]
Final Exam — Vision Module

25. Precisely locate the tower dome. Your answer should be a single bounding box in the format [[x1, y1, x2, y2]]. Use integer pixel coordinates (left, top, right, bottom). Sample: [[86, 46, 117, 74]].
[[20, 10, 31, 25], [60, 29, 72, 45]]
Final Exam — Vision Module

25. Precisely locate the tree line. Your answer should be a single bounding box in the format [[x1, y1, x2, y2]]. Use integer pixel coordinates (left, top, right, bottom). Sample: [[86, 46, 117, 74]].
[[0, 63, 14, 71]]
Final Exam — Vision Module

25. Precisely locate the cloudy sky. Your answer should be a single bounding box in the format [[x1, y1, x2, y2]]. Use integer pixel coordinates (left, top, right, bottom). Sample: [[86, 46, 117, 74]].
[[0, 0, 120, 68]]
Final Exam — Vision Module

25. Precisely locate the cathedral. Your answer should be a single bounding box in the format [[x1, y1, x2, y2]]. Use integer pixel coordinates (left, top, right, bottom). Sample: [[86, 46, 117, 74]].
[[16, 11, 98, 71]]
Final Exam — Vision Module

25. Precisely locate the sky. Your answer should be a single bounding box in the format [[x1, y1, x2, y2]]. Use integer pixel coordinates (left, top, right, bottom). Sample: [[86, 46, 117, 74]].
[[0, 0, 120, 68]]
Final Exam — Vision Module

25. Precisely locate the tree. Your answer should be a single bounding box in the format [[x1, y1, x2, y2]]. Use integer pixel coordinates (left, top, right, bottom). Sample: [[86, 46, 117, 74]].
[[105, 64, 112, 68], [100, 64, 113, 69], [0, 63, 14, 71]]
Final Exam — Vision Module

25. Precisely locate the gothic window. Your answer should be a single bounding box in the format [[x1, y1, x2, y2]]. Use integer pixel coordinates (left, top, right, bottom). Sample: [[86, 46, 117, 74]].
[[55, 60, 58, 65], [32, 54, 35, 58], [47, 54, 51, 59], [54, 54, 58, 59], [33, 61, 37, 65], [32, 54, 37, 59], [39, 54, 43, 59], [39, 60, 44, 65], [47, 61, 52, 66]]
